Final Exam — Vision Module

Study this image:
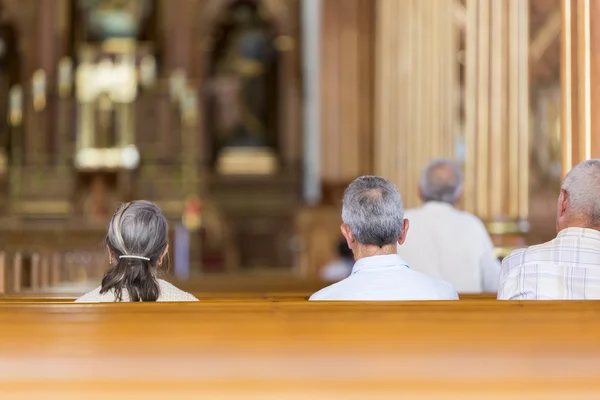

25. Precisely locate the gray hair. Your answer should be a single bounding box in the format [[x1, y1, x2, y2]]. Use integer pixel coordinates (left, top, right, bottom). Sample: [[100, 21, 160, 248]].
[[107, 200, 168, 261], [341, 176, 404, 246], [101, 200, 168, 302], [562, 159, 600, 224], [419, 158, 463, 204]]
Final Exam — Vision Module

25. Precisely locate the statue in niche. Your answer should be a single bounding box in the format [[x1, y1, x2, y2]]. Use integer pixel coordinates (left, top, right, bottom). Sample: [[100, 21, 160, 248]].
[[78, 0, 152, 41], [208, 1, 278, 154], [0, 14, 18, 170]]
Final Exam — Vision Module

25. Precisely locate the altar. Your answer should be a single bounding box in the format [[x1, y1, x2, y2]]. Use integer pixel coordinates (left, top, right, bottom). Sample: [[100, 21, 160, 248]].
[[0, 0, 305, 275]]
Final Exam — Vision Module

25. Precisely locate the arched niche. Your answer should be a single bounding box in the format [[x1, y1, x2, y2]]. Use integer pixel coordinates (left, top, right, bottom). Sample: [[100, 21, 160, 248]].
[[195, 0, 300, 169]]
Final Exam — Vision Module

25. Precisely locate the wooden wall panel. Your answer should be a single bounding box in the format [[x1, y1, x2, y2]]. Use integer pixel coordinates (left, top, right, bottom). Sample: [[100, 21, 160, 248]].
[[320, 0, 374, 186], [464, 0, 529, 229], [374, 0, 457, 208], [561, 0, 600, 173]]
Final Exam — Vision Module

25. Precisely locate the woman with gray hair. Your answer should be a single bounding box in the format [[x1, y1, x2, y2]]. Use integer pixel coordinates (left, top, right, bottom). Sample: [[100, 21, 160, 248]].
[[76, 201, 198, 302]]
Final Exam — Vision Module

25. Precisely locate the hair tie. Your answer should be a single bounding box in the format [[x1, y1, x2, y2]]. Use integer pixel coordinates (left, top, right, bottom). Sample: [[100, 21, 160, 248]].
[[119, 255, 150, 261]]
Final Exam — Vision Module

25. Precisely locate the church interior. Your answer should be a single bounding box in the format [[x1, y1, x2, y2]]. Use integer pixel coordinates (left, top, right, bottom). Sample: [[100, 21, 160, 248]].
[[2, 0, 600, 398]]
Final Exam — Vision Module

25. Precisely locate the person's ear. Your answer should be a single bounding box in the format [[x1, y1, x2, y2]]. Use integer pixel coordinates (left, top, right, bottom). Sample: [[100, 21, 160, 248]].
[[397, 218, 410, 245], [556, 189, 569, 232], [158, 244, 169, 266], [340, 224, 355, 250], [454, 188, 464, 205], [558, 189, 569, 218]]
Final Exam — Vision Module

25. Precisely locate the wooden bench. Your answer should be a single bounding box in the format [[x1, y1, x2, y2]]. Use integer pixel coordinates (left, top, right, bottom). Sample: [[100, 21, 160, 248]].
[[0, 250, 106, 294], [0, 292, 498, 303], [0, 301, 599, 398]]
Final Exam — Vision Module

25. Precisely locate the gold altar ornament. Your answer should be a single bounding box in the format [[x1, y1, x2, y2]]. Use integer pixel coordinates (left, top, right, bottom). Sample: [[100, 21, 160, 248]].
[[216, 147, 277, 175], [75, 145, 140, 171]]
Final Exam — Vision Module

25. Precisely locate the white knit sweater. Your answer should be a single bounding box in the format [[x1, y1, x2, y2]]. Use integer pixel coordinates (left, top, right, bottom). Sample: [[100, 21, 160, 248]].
[[75, 279, 198, 302]]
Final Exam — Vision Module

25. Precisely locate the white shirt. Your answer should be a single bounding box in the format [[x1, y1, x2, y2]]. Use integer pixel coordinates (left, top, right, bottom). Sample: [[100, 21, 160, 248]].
[[397, 202, 500, 293], [310, 254, 458, 301], [498, 227, 600, 300], [75, 279, 199, 302]]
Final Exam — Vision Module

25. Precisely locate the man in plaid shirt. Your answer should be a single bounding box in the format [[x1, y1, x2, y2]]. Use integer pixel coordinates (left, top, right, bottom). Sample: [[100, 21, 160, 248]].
[[498, 159, 600, 300]]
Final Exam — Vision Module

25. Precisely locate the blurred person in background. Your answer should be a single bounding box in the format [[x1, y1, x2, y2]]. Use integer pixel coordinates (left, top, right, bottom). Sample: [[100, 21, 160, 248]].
[[76, 200, 198, 302], [310, 176, 458, 301], [320, 238, 354, 282], [499, 160, 600, 300], [397, 159, 500, 293]]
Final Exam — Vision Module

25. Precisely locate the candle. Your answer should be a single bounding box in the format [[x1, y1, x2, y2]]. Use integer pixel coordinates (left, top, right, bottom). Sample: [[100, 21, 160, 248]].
[[9, 85, 23, 126], [58, 57, 73, 98], [32, 69, 47, 112], [139, 55, 157, 88]]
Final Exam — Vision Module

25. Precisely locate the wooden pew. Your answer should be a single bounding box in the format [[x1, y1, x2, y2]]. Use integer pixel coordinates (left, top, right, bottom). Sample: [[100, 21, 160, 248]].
[[0, 250, 107, 294], [0, 301, 599, 398], [0, 292, 498, 303]]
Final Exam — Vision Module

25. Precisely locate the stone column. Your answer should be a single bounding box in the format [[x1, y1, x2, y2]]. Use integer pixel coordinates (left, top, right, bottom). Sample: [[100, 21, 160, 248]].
[[463, 0, 529, 234], [561, 0, 600, 174], [302, 0, 321, 204], [374, 0, 457, 208]]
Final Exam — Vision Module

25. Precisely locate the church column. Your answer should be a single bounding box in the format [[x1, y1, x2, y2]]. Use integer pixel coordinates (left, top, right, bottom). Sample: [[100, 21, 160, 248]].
[[29, 0, 59, 167], [374, 0, 456, 208], [302, 0, 321, 204], [561, 0, 600, 174], [463, 0, 529, 234], [320, 0, 374, 202], [161, 0, 195, 74]]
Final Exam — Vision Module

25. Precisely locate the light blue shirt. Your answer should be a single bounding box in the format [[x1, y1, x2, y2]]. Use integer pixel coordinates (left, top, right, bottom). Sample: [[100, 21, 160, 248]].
[[310, 254, 459, 301]]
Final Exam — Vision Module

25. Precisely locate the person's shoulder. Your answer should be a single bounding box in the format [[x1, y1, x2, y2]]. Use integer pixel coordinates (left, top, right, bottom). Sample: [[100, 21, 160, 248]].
[[74, 285, 104, 303], [309, 278, 351, 301], [432, 278, 459, 299], [157, 279, 199, 302], [406, 269, 459, 299], [500, 240, 557, 275], [454, 209, 488, 230]]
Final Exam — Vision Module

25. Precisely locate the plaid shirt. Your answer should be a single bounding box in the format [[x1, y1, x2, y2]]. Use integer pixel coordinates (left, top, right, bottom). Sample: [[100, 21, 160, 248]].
[[498, 227, 600, 300]]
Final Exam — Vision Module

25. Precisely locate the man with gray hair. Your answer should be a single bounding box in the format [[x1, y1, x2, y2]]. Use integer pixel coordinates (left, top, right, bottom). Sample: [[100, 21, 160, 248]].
[[499, 159, 600, 300], [396, 159, 500, 293], [310, 176, 458, 301]]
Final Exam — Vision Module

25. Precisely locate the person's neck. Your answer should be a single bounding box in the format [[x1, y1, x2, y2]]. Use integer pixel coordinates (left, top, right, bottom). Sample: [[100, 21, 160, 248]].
[[559, 217, 600, 232], [561, 223, 600, 232], [353, 244, 397, 261]]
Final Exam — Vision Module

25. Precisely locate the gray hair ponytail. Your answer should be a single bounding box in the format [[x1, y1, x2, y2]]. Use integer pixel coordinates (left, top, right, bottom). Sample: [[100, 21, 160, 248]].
[[100, 200, 168, 302]]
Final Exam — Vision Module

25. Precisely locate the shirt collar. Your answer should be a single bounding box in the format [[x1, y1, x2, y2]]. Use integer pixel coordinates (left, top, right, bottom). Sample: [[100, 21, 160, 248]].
[[557, 227, 600, 240], [422, 201, 455, 210], [351, 254, 410, 274]]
